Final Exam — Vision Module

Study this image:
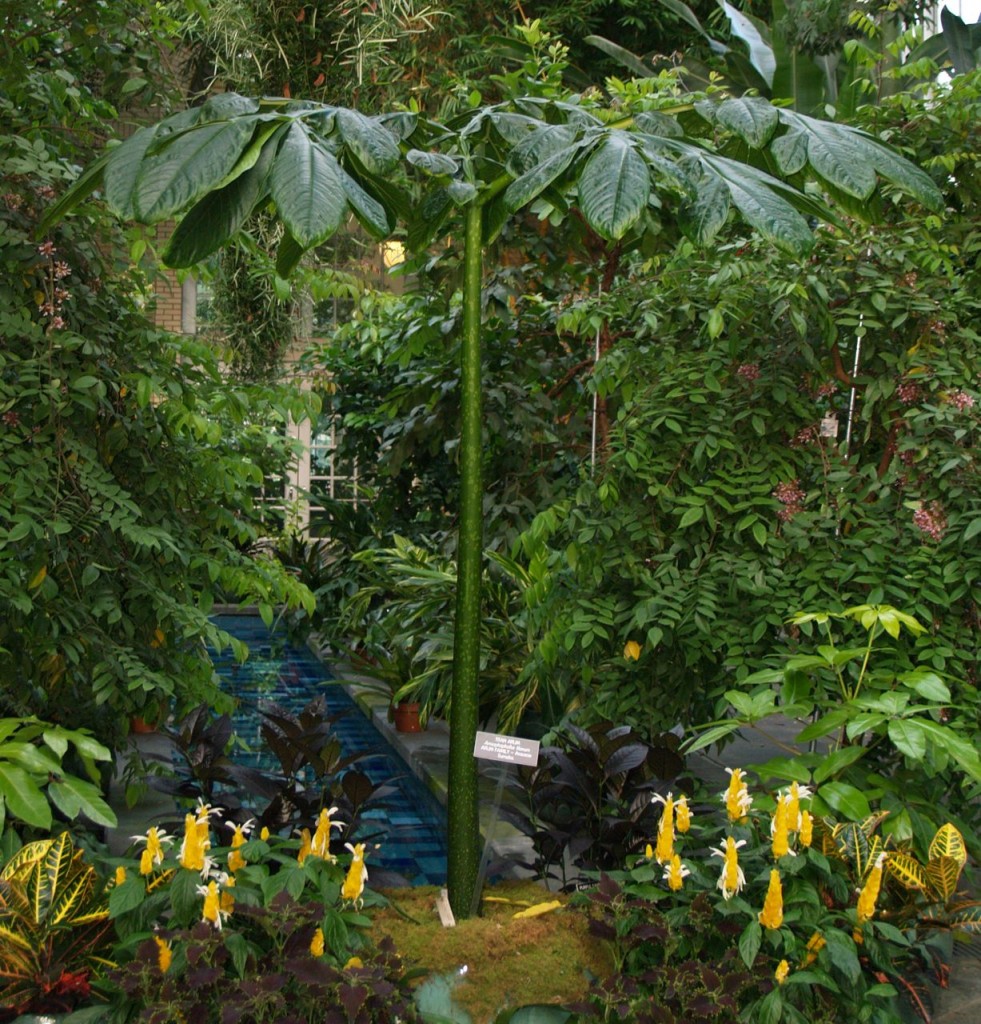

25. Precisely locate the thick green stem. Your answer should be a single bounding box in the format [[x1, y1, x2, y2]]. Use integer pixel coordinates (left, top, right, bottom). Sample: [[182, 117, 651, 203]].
[[446, 201, 484, 919]]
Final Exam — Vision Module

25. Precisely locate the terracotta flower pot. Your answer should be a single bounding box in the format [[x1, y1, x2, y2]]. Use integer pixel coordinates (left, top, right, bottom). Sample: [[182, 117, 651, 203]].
[[392, 701, 423, 733]]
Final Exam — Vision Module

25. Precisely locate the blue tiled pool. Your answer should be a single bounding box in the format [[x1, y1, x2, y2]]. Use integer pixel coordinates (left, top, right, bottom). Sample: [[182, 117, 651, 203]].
[[211, 614, 447, 886]]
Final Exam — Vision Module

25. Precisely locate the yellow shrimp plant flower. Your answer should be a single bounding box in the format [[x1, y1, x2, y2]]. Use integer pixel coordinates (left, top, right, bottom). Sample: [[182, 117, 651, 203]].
[[722, 768, 752, 822], [197, 879, 229, 930], [771, 794, 794, 860], [651, 793, 675, 864], [711, 836, 747, 900], [178, 813, 211, 874], [132, 825, 171, 875], [623, 640, 641, 661], [675, 795, 691, 833], [342, 842, 369, 907], [296, 827, 313, 866], [799, 810, 813, 848], [758, 869, 784, 930], [311, 806, 342, 861], [663, 854, 689, 892], [226, 819, 253, 873], [775, 960, 790, 985], [310, 927, 325, 957], [154, 936, 172, 974]]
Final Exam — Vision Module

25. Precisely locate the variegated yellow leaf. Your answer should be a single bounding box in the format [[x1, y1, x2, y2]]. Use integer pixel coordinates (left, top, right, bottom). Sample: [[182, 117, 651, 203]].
[[887, 853, 928, 891], [940, 902, 981, 932], [929, 824, 966, 867], [925, 855, 962, 902], [0, 839, 52, 880]]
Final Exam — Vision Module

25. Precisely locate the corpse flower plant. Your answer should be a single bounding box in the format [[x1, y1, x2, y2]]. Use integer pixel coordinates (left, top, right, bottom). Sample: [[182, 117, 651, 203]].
[[47, 23, 941, 917]]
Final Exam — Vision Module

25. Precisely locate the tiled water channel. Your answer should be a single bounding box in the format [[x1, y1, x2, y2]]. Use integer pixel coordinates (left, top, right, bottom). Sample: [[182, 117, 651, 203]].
[[210, 614, 448, 886]]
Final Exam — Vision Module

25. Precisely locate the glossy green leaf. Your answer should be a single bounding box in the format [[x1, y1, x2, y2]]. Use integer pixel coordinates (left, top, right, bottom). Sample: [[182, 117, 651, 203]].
[[812, 744, 867, 783], [270, 122, 347, 248], [739, 918, 762, 967], [815, 781, 871, 820], [888, 719, 927, 760], [342, 172, 393, 238], [577, 132, 650, 240], [132, 118, 257, 223], [507, 123, 578, 177], [103, 126, 159, 219], [699, 154, 813, 254], [721, 0, 776, 86], [164, 143, 274, 267], [716, 96, 778, 148], [679, 173, 730, 245], [47, 776, 116, 828], [899, 670, 951, 703], [505, 146, 579, 213], [0, 764, 51, 828], [771, 127, 808, 175], [406, 148, 459, 176], [335, 109, 400, 174]]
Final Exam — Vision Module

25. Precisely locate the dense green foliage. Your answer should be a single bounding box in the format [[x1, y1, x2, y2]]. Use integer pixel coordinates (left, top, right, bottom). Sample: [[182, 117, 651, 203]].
[[0, 0, 314, 749]]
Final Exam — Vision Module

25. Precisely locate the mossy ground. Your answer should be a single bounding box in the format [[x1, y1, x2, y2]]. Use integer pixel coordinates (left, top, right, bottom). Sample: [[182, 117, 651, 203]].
[[371, 881, 613, 1023]]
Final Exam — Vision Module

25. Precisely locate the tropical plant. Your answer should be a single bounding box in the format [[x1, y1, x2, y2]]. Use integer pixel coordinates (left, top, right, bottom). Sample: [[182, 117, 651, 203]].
[[502, 721, 686, 886], [0, 720, 116, 842], [686, 605, 981, 850], [0, 833, 114, 1020], [50, 17, 939, 917], [0, 0, 317, 751]]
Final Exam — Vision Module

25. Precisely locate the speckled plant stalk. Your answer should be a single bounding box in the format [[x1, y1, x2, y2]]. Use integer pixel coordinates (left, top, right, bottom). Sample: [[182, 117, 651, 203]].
[[446, 200, 484, 919]]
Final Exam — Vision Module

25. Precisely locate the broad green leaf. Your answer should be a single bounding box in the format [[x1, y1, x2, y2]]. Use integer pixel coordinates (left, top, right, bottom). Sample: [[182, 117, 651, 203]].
[[0, 764, 51, 829], [41, 149, 111, 229], [164, 143, 274, 267], [898, 670, 950, 703], [341, 172, 393, 238], [812, 744, 867, 783], [132, 118, 257, 222], [815, 781, 870, 820], [679, 173, 730, 245], [109, 876, 147, 917], [103, 126, 159, 219], [864, 135, 944, 209], [888, 719, 927, 760], [799, 121, 877, 199], [199, 93, 261, 119], [270, 123, 348, 248], [679, 506, 704, 528], [505, 146, 579, 213], [632, 111, 684, 139], [335, 109, 400, 174], [912, 720, 981, 782], [48, 776, 116, 828], [738, 918, 762, 967], [700, 155, 813, 254], [0, 742, 61, 775], [406, 148, 459, 176], [771, 127, 808, 175], [681, 721, 741, 753], [770, 0, 827, 113], [963, 518, 981, 541], [276, 229, 305, 278], [721, 0, 776, 86], [577, 133, 650, 240], [584, 34, 657, 79], [823, 929, 861, 984], [716, 96, 778, 148], [507, 124, 578, 177]]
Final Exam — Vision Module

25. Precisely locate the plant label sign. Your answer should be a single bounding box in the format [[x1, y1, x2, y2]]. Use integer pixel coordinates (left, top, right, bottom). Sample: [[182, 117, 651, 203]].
[[473, 730, 540, 766]]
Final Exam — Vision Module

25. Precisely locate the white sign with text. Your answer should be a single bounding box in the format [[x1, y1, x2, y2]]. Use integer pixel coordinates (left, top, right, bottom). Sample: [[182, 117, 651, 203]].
[[473, 730, 540, 766]]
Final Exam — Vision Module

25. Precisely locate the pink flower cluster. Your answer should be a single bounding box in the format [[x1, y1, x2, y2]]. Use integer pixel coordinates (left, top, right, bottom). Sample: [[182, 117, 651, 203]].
[[773, 480, 806, 522], [945, 390, 975, 412], [736, 363, 761, 382], [913, 501, 947, 542], [790, 425, 817, 448], [896, 378, 922, 405], [35, 241, 72, 330]]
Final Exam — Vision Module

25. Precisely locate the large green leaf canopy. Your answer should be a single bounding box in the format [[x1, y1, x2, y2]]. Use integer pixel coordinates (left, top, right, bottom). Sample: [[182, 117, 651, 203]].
[[53, 89, 941, 270]]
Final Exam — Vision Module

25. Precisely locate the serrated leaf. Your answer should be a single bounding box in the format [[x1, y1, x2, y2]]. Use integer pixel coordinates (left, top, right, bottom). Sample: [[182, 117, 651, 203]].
[[335, 109, 400, 174], [929, 823, 966, 867], [716, 96, 778, 148], [577, 133, 650, 240], [132, 118, 257, 222], [270, 122, 347, 248]]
